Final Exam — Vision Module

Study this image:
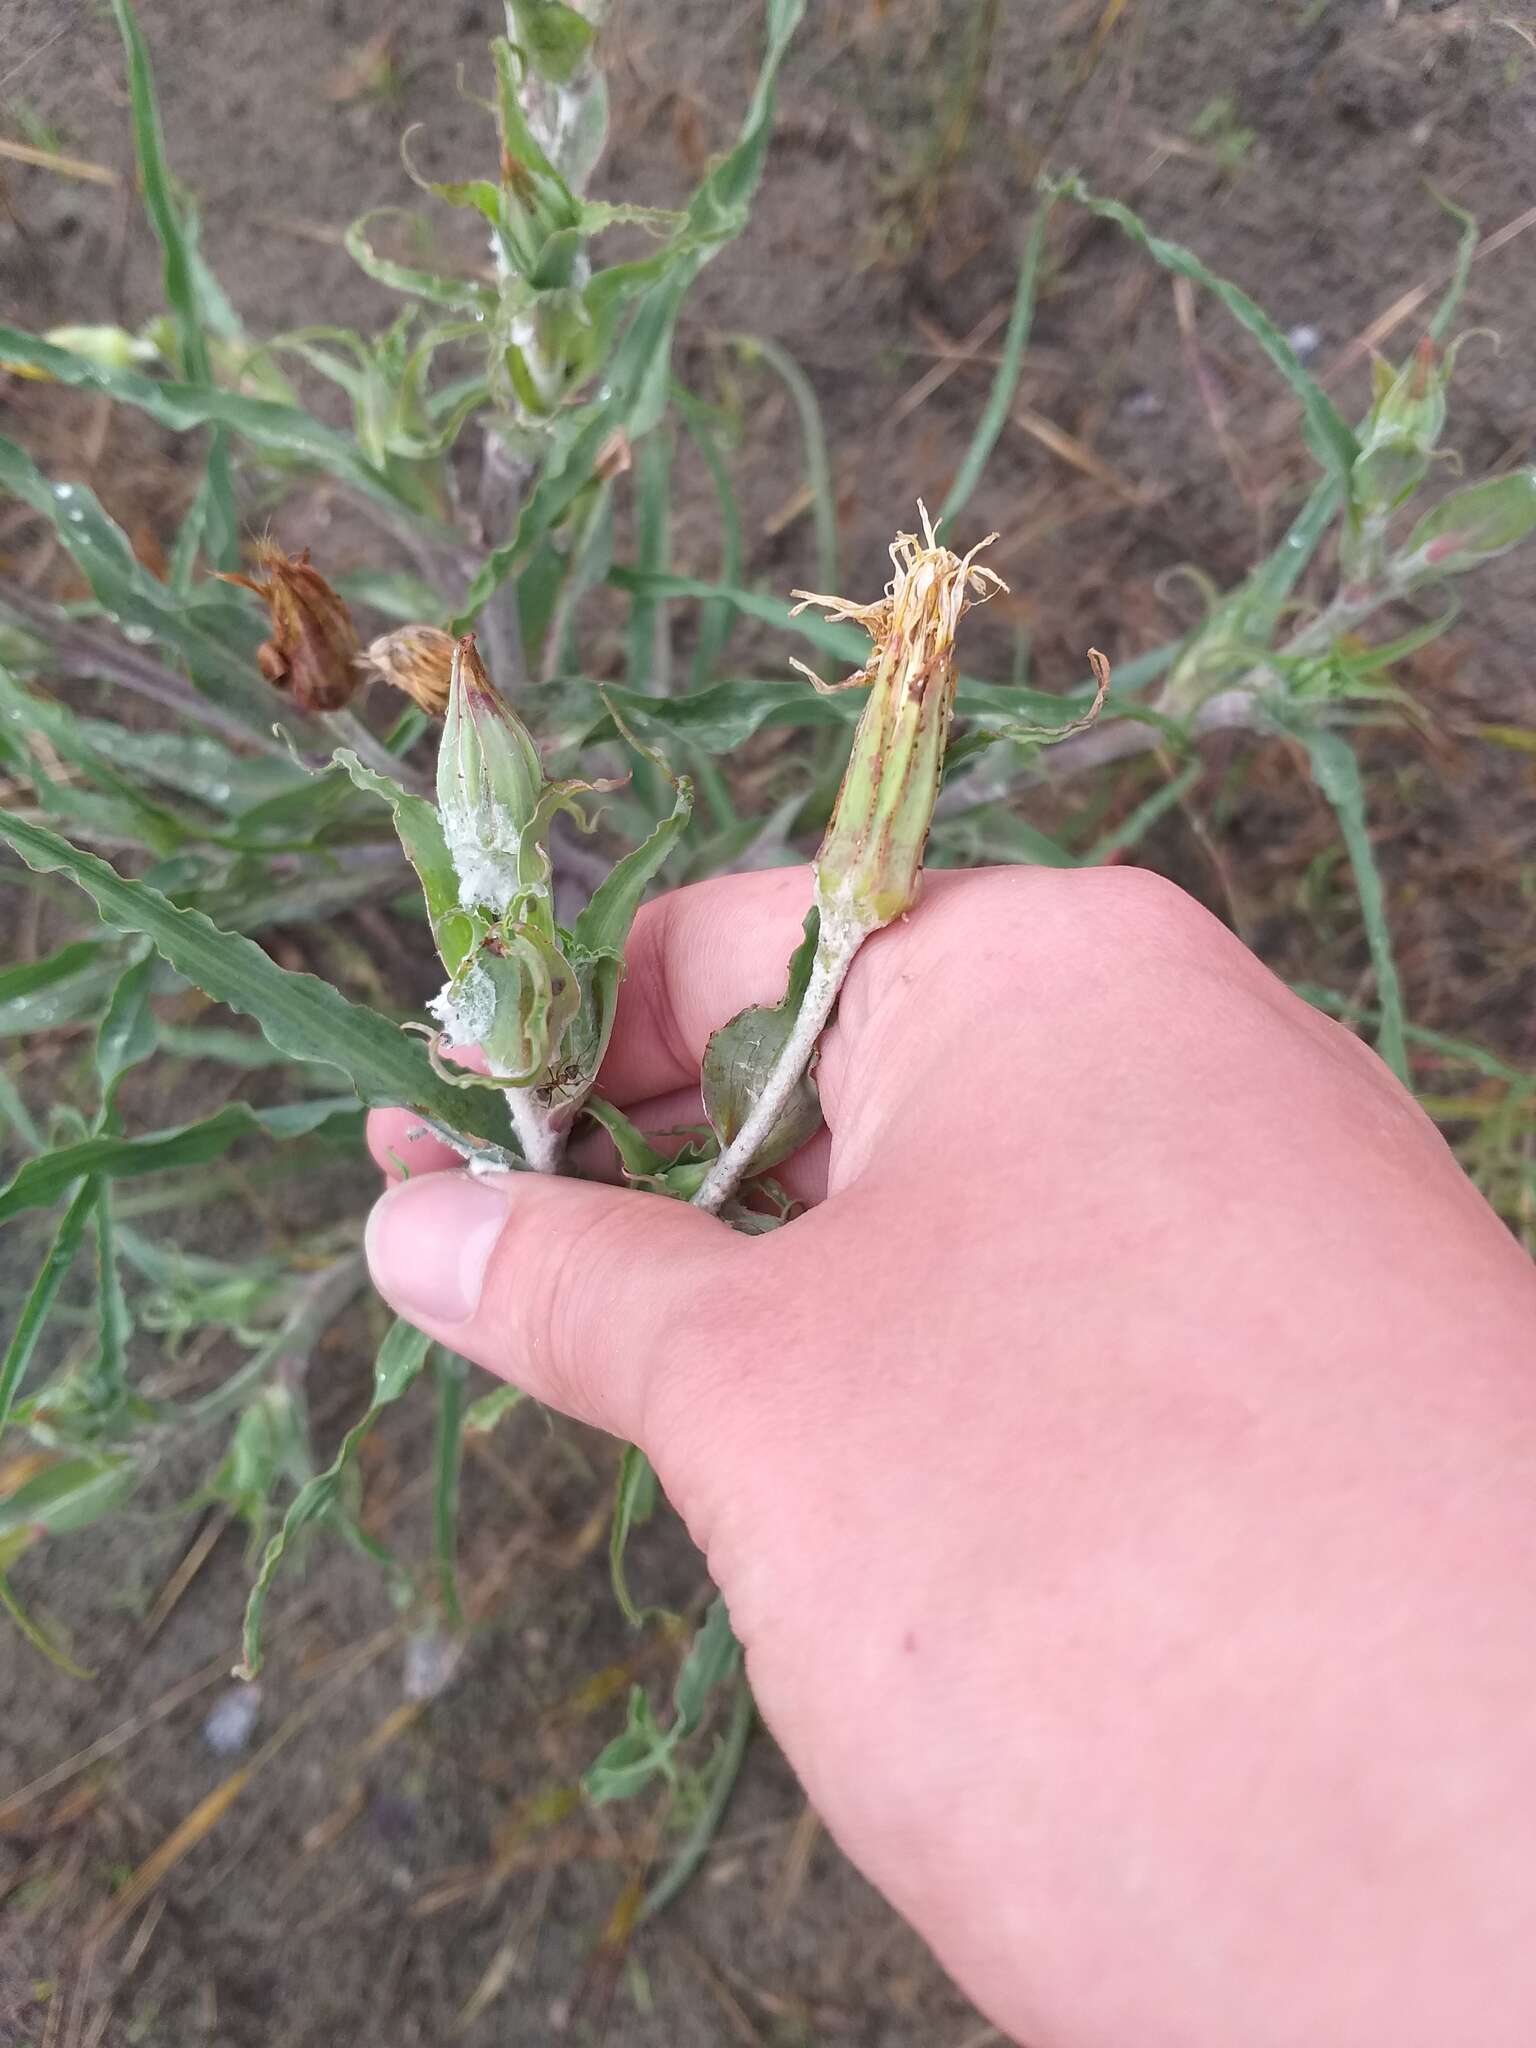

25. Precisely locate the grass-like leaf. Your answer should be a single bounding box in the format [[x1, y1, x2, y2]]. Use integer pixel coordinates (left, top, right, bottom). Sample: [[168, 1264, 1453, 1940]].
[[734, 335, 839, 590], [432, 1351, 468, 1628], [939, 192, 1055, 527], [0, 1099, 359, 1226], [109, 0, 236, 568], [1296, 726, 1408, 1082], [0, 811, 518, 1151], [609, 1444, 659, 1629], [0, 327, 418, 520], [238, 1317, 432, 1677], [0, 1180, 98, 1445], [1051, 176, 1359, 494]]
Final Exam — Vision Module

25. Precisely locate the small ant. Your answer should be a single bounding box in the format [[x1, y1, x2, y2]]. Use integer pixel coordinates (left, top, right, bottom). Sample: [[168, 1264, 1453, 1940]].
[[534, 1060, 584, 1107]]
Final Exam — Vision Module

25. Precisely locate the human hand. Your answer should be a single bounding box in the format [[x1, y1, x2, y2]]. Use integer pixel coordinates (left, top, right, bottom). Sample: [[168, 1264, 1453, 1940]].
[[366, 865, 1536, 2048]]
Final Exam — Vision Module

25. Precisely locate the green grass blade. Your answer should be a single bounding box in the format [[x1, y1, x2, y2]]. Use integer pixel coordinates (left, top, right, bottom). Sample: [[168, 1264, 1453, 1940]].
[[0, 435, 269, 722], [0, 1066, 43, 1152], [939, 193, 1055, 528], [734, 335, 838, 590], [609, 1445, 659, 1629], [86, 1183, 132, 1418], [0, 1180, 98, 1445], [0, 327, 421, 520], [432, 1350, 468, 1628], [238, 1318, 433, 1677], [0, 1100, 359, 1226], [638, 1676, 754, 1922], [1297, 726, 1407, 1082], [1051, 175, 1359, 492], [109, 0, 236, 567], [0, 812, 519, 1152], [627, 430, 674, 695], [675, 394, 744, 692], [0, 1574, 95, 1681], [1083, 759, 1202, 865], [1426, 189, 1478, 345], [240, 1318, 434, 1671]]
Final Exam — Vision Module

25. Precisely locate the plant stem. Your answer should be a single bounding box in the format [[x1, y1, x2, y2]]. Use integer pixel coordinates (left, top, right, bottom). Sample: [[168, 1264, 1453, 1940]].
[[503, 1085, 567, 1175], [692, 904, 861, 1217]]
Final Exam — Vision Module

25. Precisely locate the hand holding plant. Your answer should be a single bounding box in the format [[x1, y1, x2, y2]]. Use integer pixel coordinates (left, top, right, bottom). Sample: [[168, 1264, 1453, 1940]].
[[366, 858, 1536, 2048]]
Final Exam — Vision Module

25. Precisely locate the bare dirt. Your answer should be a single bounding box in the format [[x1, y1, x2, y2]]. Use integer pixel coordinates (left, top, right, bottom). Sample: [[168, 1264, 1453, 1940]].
[[2, 2, 1535, 2043]]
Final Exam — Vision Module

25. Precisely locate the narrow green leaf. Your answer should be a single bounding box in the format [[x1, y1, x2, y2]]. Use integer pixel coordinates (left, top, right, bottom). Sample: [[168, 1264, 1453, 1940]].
[[239, 1318, 432, 1677], [0, 812, 519, 1152], [672, 1594, 740, 1731], [95, 951, 157, 1104], [939, 193, 1055, 526], [610, 1445, 659, 1628], [627, 429, 673, 695], [0, 1100, 359, 1224], [0, 1452, 138, 1542], [331, 751, 472, 976], [1426, 188, 1478, 345], [638, 1677, 754, 1922], [110, 0, 237, 566], [432, 1350, 468, 1627], [86, 1183, 132, 1418], [1084, 760, 1202, 865], [734, 334, 838, 590], [0, 1180, 98, 1445], [0, 435, 267, 722], [1051, 176, 1359, 491], [1296, 725, 1407, 1082], [0, 1067, 43, 1152], [0, 1573, 94, 1681], [675, 393, 745, 692], [0, 327, 418, 519], [0, 941, 103, 1011], [701, 908, 822, 1176]]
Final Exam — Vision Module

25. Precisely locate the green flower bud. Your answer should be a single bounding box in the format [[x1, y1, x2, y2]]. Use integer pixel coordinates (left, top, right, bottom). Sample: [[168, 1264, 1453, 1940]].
[[1352, 339, 1448, 516], [1405, 469, 1536, 577], [436, 634, 546, 918], [796, 511, 1004, 936]]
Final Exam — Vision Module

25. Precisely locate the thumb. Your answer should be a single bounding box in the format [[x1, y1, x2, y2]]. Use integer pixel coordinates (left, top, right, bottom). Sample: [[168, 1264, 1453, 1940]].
[[364, 1168, 741, 1441]]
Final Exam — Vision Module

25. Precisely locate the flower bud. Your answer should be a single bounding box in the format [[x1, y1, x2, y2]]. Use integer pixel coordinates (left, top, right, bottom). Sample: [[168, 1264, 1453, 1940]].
[[218, 543, 361, 713], [1405, 469, 1536, 577], [364, 623, 455, 716], [436, 633, 547, 917], [797, 509, 1004, 935], [1351, 339, 1447, 516]]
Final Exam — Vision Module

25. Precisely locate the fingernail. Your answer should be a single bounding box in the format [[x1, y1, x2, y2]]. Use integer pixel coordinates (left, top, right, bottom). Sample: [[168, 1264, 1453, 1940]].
[[365, 1172, 511, 1325]]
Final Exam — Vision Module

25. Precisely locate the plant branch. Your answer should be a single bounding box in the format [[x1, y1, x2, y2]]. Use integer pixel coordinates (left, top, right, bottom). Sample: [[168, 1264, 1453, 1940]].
[[692, 906, 859, 1217]]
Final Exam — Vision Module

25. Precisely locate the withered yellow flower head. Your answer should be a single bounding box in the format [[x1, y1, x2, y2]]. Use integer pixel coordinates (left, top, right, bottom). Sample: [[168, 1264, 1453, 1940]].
[[793, 504, 1005, 934], [363, 623, 457, 718], [219, 541, 360, 714]]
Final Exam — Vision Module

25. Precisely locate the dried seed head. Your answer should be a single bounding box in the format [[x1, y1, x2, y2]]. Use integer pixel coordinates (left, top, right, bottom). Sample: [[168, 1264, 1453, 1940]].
[[795, 504, 1004, 935], [364, 623, 456, 717], [218, 542, 361, 713]]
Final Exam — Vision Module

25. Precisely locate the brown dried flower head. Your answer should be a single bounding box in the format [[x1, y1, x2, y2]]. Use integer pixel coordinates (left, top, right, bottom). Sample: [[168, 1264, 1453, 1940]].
[[219, 542, 361, 714], [364, 623, 456, 718]]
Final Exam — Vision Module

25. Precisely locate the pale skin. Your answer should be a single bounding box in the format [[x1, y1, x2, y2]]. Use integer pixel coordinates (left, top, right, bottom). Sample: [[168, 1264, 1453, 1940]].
[[366, 864, 1536, 2048]]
